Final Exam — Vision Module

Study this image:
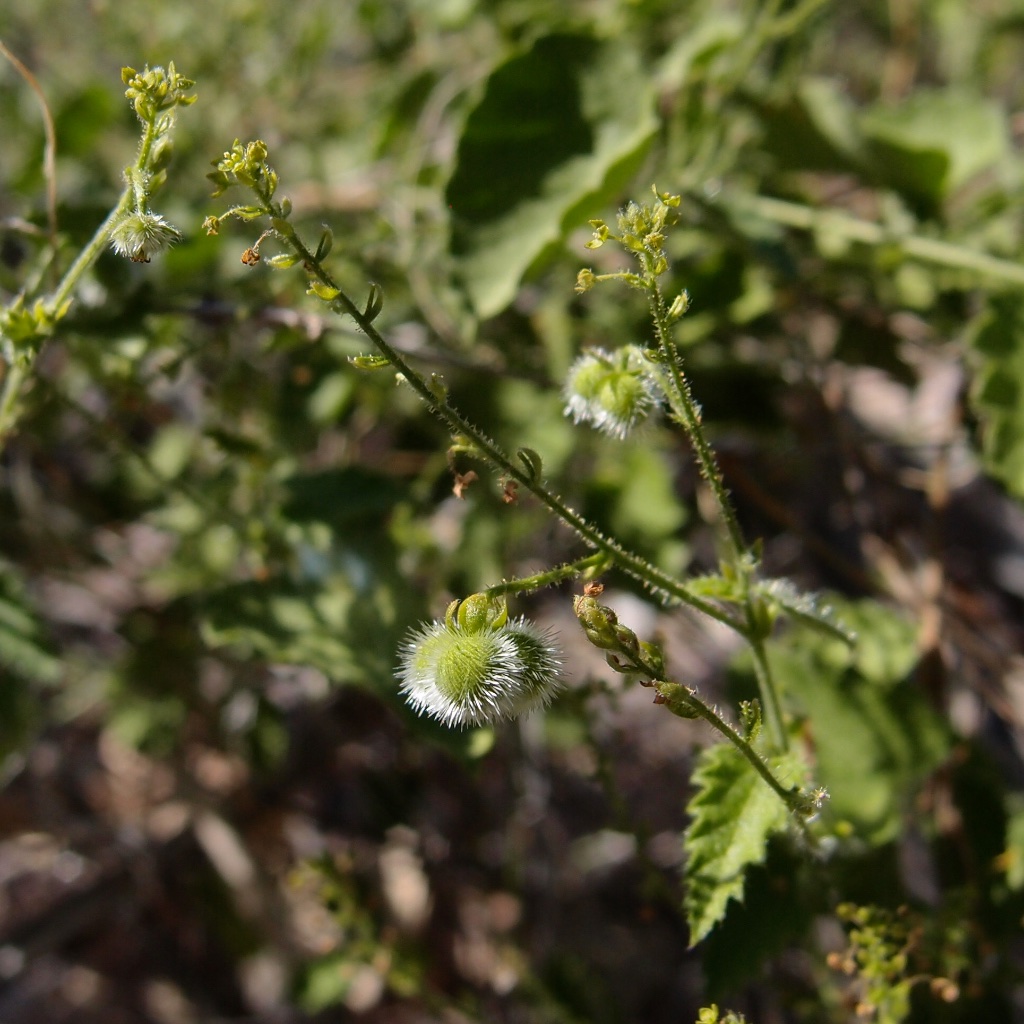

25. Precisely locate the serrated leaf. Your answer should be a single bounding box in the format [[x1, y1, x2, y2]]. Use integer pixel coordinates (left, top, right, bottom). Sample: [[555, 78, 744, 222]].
[[699, 844, 813, 998], [446, 33, 657, 317], [683, 742, 799, 944]]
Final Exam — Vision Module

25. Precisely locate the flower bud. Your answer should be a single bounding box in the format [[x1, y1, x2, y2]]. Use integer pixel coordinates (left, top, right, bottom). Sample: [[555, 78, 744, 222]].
[[110, 211, 181, 262], [563, 346, 658, 439], [455, 592, 507, 633], [573, 594, 619, 650], [575, 268, 596, 293]]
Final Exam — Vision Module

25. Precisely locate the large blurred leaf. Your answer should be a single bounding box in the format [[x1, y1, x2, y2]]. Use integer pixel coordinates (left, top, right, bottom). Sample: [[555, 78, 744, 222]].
[[0, 560, 61, 760], [740, 599, 950, 845], [859, 89, 1008, 210], [200, 569, 406, 690], [446, 33, 658, 318], [282, 466, 408, 528], [655, 11, 745, 90], [584, 439, 689, 574], [969, 291, 1024, 498], [758, 76, 865, 172]]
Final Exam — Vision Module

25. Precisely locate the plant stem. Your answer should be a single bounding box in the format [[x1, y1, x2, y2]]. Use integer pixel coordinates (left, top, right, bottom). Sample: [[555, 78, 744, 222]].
[[655, 680, 800, 811], [255, 190, 745, 633], [747, 634, 787, 752], [647, 273, 787, 750], [484, 553, 610, 597], [647, 278, 746, 563], [0, 191, 133, 446]]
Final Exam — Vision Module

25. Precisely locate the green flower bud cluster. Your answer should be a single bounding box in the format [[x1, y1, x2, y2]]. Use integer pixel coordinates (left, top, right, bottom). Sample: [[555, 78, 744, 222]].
[[573, 593, 665, 679], [563, 345, 658, 439], [0, 295, 68, 358], [208, 139, 280, 200], [398, 594, 562, 728], [121, 62, 196, 124], [107, 65, 193, 264], [584, 187, 681, 276]]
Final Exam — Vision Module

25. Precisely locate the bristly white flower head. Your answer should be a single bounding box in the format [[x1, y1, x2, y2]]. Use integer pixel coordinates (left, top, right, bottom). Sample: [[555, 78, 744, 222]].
[[398, 594, 562, 728], [563, 345, 659, 439], [110, 211, 182, 263]]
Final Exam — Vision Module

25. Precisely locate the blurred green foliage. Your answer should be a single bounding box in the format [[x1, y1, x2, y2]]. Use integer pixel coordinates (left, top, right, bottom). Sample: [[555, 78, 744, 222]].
[[3, 0, 1024, 1021]]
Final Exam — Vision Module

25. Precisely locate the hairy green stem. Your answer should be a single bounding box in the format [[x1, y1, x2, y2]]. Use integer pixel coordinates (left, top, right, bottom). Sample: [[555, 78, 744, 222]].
[[0, 193, 134, 445], [484, 553, 610, 597], [647, 277, 746, 563], [747, 634, 787, 753], [250, 187, 746, 633], [0, 97, 167, 445], [655, 681, 799, 810], [646, 273, 787, 750]]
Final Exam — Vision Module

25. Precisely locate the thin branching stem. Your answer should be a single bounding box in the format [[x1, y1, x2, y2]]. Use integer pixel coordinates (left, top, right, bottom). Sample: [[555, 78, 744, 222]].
[[655, 680, 801, 813], [248, 183, 747, 633], [647, 277, 746, 563], [484, 553, 611, 597]]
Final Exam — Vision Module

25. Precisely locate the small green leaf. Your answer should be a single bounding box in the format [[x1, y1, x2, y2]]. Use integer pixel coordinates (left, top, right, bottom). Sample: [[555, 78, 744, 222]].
[[757, 578, 855, 645], [683, 742, 799, 944], [314, 225, 333, 261], [349, 353, 391, 370], [516, 446, 544, 482], [362, 283, 384, 322], [230, 204, 264, 221], [687, 572, 744, 603], [446, 33, 658, 317], [308, 281, 340, 302], [266, 253, 299, 268], [271, 216, 294, 237]]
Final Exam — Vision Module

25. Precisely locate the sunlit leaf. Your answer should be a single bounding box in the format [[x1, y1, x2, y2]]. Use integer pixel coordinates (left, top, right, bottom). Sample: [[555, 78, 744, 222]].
[[683, 741, 803, 944], [446, 33, 658, 317]]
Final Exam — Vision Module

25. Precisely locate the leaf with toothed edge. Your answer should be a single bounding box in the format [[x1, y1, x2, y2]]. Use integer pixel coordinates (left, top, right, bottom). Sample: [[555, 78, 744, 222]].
[[683, 740, 805, 945]]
